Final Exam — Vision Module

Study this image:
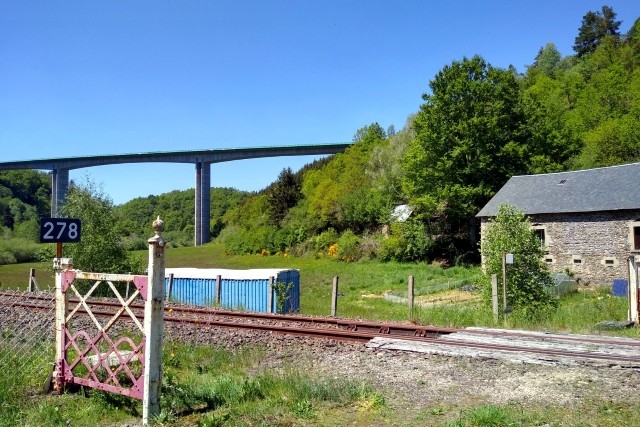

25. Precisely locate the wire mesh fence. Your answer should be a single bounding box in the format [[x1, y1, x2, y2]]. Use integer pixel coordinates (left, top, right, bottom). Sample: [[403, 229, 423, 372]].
[[0, 290, 56, 393]]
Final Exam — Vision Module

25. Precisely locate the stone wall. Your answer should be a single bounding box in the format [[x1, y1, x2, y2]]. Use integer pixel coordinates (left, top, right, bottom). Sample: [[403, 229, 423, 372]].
[[480, 210, 640, 286]]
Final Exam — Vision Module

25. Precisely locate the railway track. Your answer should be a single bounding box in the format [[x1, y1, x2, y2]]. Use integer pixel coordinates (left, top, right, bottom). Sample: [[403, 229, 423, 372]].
[[3, 290, 640, 367]]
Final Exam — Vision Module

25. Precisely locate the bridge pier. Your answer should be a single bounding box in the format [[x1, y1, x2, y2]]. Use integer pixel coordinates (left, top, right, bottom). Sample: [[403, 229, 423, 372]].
[[51, 168, 69, 217], [194, 162, 211, 246]]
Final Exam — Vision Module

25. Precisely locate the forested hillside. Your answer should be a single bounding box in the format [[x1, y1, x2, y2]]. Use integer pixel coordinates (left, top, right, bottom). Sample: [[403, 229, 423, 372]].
[[1, 6, 639, 268], [220, 6, 640, 264], [0, 170, 50, 263]]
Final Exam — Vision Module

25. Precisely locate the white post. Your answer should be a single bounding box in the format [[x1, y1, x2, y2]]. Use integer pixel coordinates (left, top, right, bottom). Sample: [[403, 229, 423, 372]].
[[143, 217, 166, 425], [53, 257, 71, 392], [628, 256, 639, 323]]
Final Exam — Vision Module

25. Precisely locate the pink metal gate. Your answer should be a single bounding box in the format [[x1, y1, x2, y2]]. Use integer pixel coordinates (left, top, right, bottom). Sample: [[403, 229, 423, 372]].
[[55, 270, 149, 399]]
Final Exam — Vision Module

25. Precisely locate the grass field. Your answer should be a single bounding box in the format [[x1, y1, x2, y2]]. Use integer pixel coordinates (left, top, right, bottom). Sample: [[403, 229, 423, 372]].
[[0, 243, 634, 334]]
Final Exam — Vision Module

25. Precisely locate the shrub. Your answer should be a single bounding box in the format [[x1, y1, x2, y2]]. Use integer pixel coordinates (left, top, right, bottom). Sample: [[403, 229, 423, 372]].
[[337, 230, 360, 262], [480, 204, 557, 318], [314, 228, 338, 252], [358, 233, 382, 260]]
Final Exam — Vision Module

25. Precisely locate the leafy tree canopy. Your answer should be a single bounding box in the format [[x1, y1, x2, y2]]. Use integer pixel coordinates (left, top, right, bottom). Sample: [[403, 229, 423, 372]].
[[573, 5, 621, 57], [61, 178, 143, 273]]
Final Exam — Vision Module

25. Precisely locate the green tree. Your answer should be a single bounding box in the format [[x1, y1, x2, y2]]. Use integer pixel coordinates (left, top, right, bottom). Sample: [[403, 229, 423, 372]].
[[521, 71, 582, 173], [480, 205, 557, 318], [302, 123, 387, 232], [60, 179, 143, 273], [530, 43, 562, 77], [404, 55, 529, 260], [266, 168, 302, 225], [573, 5, 621, 57]]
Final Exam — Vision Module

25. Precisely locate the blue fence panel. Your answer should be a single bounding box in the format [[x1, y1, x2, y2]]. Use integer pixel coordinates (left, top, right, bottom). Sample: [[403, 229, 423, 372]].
[[165, 269, 300, 313], [276, 270, 300, 313], [220, 278, 269, 312]]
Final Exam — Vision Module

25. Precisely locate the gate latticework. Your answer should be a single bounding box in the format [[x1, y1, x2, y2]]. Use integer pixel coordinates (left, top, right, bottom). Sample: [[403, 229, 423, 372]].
[[53, 217, 166, 425], [56, 271, 148, 399]]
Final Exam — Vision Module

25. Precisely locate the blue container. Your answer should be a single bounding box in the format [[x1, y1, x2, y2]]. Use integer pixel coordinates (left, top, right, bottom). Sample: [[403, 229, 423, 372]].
[[612, 279, 628, 297], [165, 268, 300, 313]]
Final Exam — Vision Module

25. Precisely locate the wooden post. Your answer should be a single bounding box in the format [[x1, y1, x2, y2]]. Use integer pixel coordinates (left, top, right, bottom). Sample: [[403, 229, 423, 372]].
[[143, 217, 166, 425], [215, 274, 222, 305], [165, 273, 174, 302], [408, 275, 414, 318], [331, 276, 339, 317], [267, 276, 275, 313], [28, 268, 39, 292], [491, 274, 499, 324]]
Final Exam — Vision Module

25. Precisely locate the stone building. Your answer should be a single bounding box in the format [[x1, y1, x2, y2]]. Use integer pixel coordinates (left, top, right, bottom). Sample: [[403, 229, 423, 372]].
[[476, 163, 640, 286]]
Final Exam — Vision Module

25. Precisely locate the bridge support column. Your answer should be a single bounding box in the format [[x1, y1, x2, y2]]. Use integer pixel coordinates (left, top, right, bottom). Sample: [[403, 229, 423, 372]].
[[51, 168, 69, 217], [194, 162, 211, 246]]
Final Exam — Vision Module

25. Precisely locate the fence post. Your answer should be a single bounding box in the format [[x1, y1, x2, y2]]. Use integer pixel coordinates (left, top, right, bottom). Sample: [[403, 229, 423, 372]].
[[629, 256, 639, 323], [331, 276, 339, 317], [216, 274, 222, 305], [268, 276, 275, 313], [28, 268, 40, 292], [143, 217, 166, 425], [165, 273, 174, 302], [408, 275, 414, 318], [53, 258, 72, 392], [491, 274, 499, 324]]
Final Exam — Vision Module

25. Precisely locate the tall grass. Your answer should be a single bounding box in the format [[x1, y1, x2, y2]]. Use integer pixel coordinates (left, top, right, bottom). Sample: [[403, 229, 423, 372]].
[[1, 243, 635, 336]]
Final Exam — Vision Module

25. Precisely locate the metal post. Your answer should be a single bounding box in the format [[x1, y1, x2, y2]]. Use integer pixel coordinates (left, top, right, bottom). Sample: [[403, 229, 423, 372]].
[[216, 274, 222, 305], [143, 217, 166, 425], [165, 273, 174, 302], [408, 276, 414, 318], [267, 276, 274, 313], [53, 257, 71, 392], [331, 276, 339, 317]]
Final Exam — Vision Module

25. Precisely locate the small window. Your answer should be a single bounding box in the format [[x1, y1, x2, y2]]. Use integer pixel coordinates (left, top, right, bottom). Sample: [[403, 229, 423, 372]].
[[634, 226, 640, 250], [544, 257, 554, 264], [534, 229, 545, 247], [573, 258, 582, 264], [605, 259, 615, 265], [601, 257, 618, 267]]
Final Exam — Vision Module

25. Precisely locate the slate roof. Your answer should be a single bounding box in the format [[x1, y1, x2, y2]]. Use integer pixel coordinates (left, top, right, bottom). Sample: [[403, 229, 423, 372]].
[[476, 162, 640, 217]]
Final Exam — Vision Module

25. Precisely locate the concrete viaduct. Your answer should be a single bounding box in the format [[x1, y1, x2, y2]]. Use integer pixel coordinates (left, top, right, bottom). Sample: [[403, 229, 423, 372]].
[[0, 143, 350, 245]]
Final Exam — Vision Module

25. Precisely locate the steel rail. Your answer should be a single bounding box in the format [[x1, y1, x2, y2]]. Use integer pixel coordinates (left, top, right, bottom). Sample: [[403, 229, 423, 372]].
[[3, 292, 640, 363], [0, 291, 454, 338]]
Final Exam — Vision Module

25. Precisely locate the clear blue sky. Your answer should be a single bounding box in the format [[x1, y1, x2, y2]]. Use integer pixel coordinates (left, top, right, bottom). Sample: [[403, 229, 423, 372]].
[[1, 1, 639, 205]]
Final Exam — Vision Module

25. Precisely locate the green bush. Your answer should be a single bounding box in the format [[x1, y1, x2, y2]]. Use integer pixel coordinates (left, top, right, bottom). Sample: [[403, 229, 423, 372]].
[[220, 225, 279, 255], [480, 204, 557, 318], [314, 228, 338, 252], [337, 230, 360, 262], [377, 221, 433, 262], [0, 238, 40, 265]]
